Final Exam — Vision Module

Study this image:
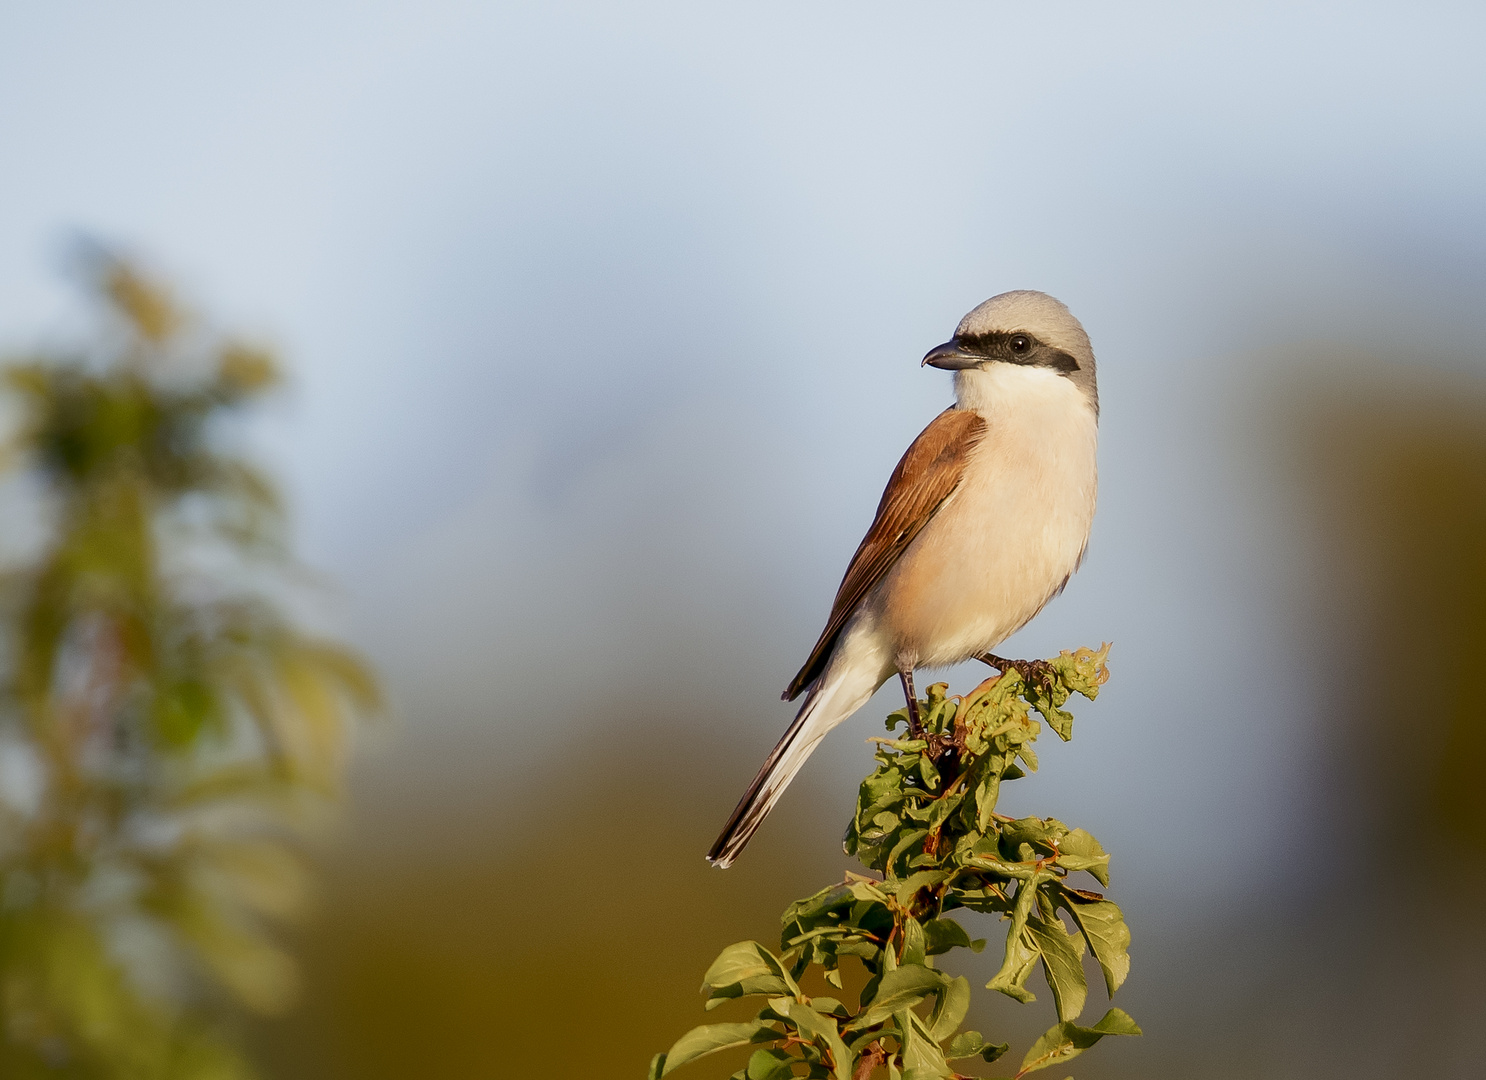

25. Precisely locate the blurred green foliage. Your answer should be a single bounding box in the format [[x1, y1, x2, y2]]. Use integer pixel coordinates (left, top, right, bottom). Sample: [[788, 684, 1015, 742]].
[[653, 647, 1137, 1080], [0, 256, 379, 1078]]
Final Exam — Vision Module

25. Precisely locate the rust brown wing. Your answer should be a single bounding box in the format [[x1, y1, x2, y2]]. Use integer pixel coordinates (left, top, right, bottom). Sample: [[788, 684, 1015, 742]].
[[783, 406, 987, 700]]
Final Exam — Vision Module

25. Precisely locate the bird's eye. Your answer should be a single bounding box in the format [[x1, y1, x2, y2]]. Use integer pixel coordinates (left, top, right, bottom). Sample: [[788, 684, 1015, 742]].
[[1009, 334, 1031, 354]]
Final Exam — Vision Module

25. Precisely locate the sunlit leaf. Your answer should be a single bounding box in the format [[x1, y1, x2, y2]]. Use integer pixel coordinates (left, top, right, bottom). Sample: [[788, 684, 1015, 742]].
[[704, 941, 795, 1000], [661, 1020, 779, 1075], [922, 917, 972, 956], [925, 975, 970, 1042], [895, 1008, 953, 1079], [942, 1030, 984, 1059], [986, 873, 1048, 1004], [849, 964, 951, 1030], [747, 1046, 798, 1079], [788, 1001, 852, 1080], [1026, 915, 1087, 1021], [1059, 892, 1131, 995], [1016, 1008, 1142, 1076], [1056, 828, 1110, 887]]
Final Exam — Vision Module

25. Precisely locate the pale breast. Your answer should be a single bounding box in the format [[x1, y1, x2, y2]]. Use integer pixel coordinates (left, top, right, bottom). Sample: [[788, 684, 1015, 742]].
[[875, 367, 1098, 668]]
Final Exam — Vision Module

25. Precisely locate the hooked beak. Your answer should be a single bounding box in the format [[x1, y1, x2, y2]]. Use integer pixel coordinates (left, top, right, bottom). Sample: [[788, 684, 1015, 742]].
[[921, 340, 983, 370]]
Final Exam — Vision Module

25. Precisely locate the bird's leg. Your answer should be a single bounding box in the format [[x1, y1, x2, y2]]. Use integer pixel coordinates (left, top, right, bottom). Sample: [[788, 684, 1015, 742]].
[[975, 652, 1056, 693], [898, 668, 923, 737]]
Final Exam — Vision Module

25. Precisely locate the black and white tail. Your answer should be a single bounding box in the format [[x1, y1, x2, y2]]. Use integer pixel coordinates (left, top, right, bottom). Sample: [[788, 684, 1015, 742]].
[[706, 663, 879, 868]]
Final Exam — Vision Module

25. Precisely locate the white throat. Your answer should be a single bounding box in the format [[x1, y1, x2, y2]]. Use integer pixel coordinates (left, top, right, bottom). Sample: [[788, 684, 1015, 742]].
[[953, 363, 1094, 423]]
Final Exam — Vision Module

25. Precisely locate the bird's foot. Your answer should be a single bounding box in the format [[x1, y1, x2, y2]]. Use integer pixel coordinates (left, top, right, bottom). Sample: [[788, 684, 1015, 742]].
[[975, 653, 1056, 694]]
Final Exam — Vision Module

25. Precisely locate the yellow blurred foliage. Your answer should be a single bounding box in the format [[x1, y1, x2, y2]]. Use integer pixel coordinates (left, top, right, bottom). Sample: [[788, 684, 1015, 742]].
[[0, 253, 380, 1078]]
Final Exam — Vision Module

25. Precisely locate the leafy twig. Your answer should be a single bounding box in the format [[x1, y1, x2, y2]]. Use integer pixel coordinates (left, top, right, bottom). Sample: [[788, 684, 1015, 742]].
[[651, 646, 1136, 1079]]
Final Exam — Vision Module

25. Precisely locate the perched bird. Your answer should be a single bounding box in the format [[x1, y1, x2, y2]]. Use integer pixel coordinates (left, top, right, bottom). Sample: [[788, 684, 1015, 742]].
[[707, 290, 1099, 868]]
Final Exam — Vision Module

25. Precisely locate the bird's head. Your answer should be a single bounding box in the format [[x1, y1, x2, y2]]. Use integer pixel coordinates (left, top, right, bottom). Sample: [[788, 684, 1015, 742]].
[[922, 290, 1098, 415]]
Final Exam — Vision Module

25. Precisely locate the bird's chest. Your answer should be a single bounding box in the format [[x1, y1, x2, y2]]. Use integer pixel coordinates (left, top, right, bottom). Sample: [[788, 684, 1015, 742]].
[[879, 382, 1098, 663]]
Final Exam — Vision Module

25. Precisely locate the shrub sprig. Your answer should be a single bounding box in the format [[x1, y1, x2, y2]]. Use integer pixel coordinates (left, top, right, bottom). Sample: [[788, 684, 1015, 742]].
[[652, 645, 1137, 1080]]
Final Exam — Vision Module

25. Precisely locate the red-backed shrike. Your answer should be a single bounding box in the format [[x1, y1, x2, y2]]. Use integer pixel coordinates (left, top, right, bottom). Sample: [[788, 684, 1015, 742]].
[[708, 290, 1099, 868]]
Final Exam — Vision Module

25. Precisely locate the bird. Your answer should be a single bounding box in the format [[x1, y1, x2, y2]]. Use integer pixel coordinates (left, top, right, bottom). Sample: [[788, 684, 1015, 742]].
[[706, 290, 1099, 869]]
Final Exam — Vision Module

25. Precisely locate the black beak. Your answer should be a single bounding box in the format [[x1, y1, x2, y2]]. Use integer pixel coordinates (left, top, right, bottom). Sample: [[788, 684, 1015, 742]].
[[921, 340, 983, 370]]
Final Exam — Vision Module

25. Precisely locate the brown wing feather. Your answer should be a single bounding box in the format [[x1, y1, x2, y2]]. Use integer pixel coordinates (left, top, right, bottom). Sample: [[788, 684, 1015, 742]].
[[783, 407, 987, 700]]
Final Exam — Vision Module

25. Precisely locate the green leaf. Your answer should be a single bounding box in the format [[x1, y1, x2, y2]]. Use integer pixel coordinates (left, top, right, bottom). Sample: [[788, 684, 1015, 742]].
[[746, 1047, 798, 1080], [848, 965, 951, 1031], [894, 870, 950, 907], [1015, 1009, 1141, 1076], [847, 1030, 885, 1057], [787, 1002, 852, 1080], [703, 941, 799, 1005], [922, 918, 972, 956], [1034, 699, 1075, 741], [764, 996, 795, 1020], [941, 1030, 1010, 1064], [986, 874, 1046, 1003], [649, 1052, 666, 1080], [900, 917, 927, 968], [1001, 817, 1065, 857], [1091, 1008, 1140, 1035], [922, 681, 952, 720], [661, 1021, 778, 1075], [992, 936, 1039, 1003], [925, 975, 970, 1041], [874, 809, 902, 832], [886, 829, 930, 874], [980, 1040, 1010, 1063], [942, 1031, 984, 1060], [1056, 828, 1110, 887], [1054, 851, 1111, 885], [1058, 892, 1131, 995], [704, 942, 777, 991], [1049, 644, 1111, 700], [973, 763, 1003, 831], [921, 790, 964, 831], [1026, 914, 1087, 1021], [706, 975, 793, 1009], [896, 1009, 954, 1080], [787, 884, 855, 924]]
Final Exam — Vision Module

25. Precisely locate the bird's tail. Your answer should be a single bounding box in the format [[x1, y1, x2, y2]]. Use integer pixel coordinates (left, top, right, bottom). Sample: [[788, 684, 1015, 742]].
[[706, 662, 880, 869]]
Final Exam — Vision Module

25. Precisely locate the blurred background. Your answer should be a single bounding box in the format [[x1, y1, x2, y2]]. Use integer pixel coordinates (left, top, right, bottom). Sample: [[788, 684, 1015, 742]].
[[1, 2, 1484, 1077]]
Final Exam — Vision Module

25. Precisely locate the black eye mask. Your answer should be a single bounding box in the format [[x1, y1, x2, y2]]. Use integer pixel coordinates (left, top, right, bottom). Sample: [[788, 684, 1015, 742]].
[[952, 331, 1081, 374]]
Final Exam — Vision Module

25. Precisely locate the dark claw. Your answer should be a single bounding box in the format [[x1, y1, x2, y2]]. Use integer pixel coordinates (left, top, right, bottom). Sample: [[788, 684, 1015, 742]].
[[976, 653, 1056, 693]]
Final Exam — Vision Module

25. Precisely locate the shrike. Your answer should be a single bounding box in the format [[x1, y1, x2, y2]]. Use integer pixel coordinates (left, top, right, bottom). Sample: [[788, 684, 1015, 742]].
[[707, 290, 1099, 868]]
